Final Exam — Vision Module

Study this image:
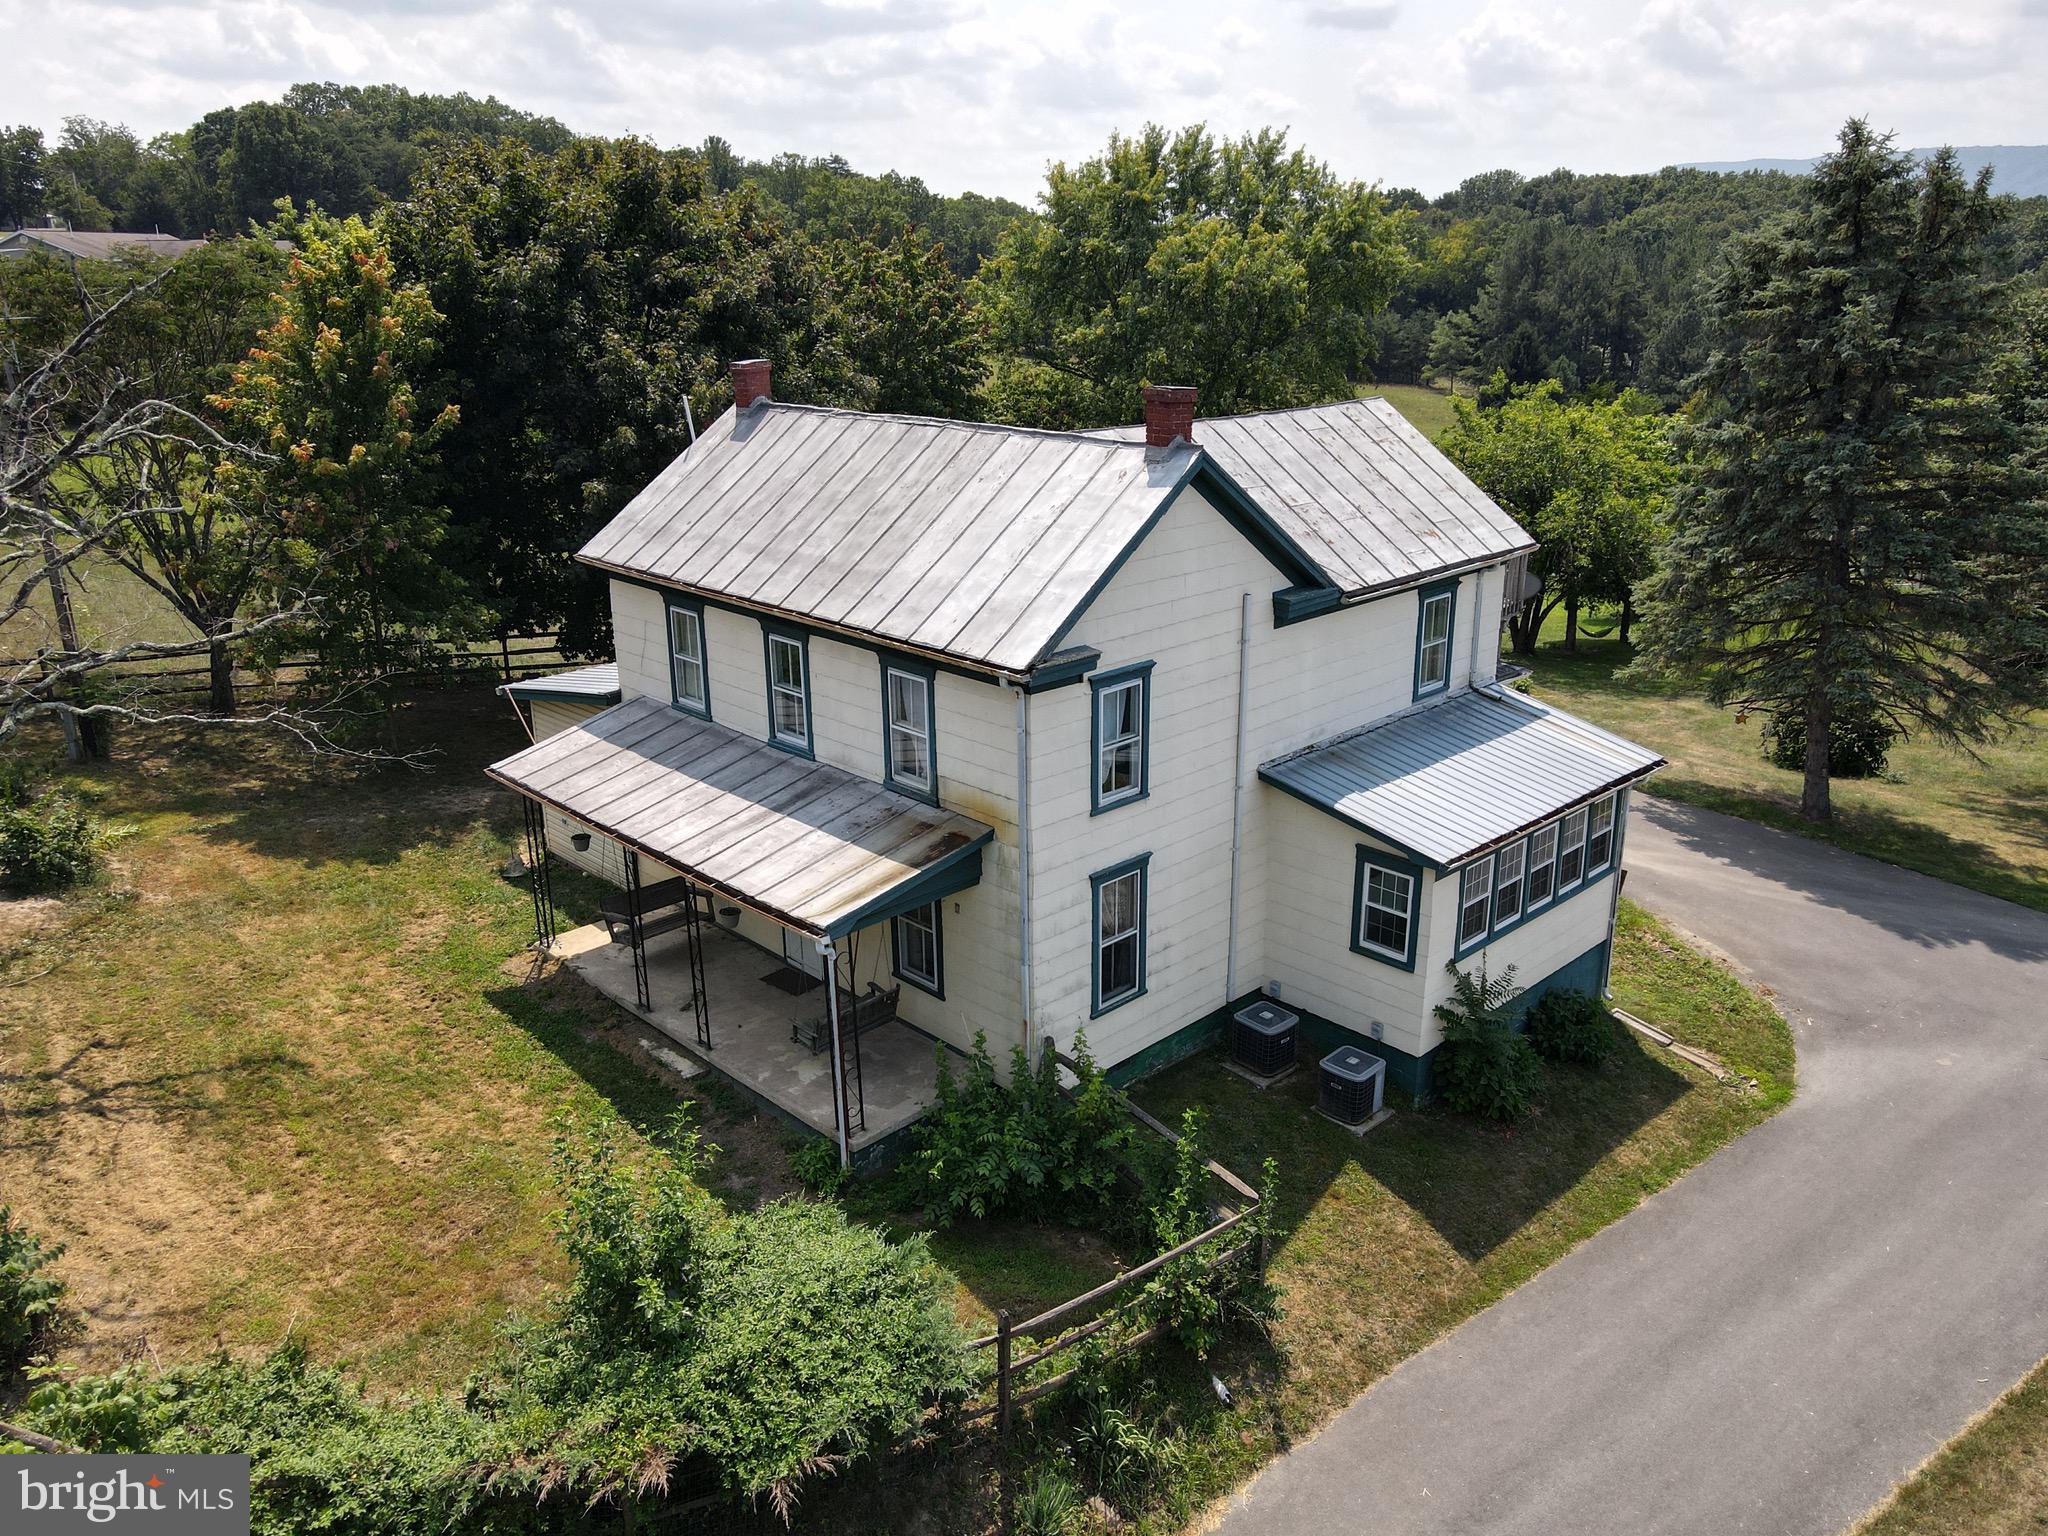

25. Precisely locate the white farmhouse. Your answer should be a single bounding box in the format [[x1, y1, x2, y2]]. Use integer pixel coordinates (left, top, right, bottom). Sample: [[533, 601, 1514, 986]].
[[489, 361, 1662, 1165]]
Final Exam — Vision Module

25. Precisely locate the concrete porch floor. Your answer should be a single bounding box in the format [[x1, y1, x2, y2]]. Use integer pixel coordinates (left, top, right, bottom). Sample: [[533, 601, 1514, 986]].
[[550, 919, 943, 1153]]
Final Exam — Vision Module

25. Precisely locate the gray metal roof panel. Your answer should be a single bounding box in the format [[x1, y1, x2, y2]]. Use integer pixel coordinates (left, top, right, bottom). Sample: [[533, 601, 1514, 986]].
[[578, 403, 1198, 674], [499, 662, 621, 703], [487, 696, 995, 935], [1260, 688, 1664, 866], [1088, 397, 1535, 596]]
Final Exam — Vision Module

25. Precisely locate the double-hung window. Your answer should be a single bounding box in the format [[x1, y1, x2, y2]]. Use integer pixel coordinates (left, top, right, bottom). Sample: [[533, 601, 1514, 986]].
[[883, 664, 935, 799], [1492, 839, 1526, 930], [765, 631, 810, 752], [892, 900, 942, 995], [667, 600, 708, 715], [1414, 581, 1456, 698], [1525, 822, 1559, 910], [1556, 806, 1588, 891], [1091, 856, 1148, 1014], [1458, 854, 1494, 947], [1091, 663, 1152, 813], [1585, 794, 1617, 874], [1352, 850, 1418, 968]]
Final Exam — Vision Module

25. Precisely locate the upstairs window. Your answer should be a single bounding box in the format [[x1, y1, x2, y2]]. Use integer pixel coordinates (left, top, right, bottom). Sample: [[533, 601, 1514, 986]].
[[1585, 794, 1617, 873], [765, 631, 810, 752], [1091, 663, 1153, 813], [1414, 581, 1457, 698], [1556, 806, 1588, 890], [1492, 839, 1526, 930], [1525, 822, 1559, 910], [1091, 856, 1149, 1014], [1459, 854, 1494, 946], [667, 600, 708, 715], [884, 664, 935, 799]]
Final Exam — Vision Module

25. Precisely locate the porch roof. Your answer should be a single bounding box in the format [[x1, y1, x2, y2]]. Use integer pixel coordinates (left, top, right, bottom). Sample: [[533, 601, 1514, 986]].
[[1259, 686, 1665, 869], [487, 696, 994, 937], [499, 662, 621, 706]]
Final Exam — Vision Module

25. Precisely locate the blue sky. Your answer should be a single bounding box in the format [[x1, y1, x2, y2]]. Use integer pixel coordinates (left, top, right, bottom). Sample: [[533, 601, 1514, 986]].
[[13, 0, 2046, 199]]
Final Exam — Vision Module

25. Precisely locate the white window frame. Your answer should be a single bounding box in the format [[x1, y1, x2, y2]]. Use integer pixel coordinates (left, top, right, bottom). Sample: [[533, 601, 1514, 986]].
[[1095, 866, 1145, 1011], [885, 666, 933, 795], [766, 632, 809, 749], [1459, 853, 1494, 947], [893, 900, 940, 993], [1095, 675, 1145, 808], [1357, 864, 1415, 962], [1417, 590, 1454, 694], [1525, 822, 1559, 911], [1585, 793, 1617, 875], [668, 604, 707, 713], [1556, 806, 1589, 892], [1492, 839, 1526, 931]]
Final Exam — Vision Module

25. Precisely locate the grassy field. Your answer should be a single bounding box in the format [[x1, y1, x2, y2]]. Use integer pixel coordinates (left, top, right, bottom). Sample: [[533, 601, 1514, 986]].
[[1364, 381, 1463, 440], [1852, 1355, 2048, 1536], [2, 691, 1793, 1532], [1513, 610, 2048, 913]]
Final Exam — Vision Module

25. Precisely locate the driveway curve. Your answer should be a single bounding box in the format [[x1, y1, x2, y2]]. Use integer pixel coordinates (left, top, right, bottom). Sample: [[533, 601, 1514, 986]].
[[1219, 797, 2048, 1536]]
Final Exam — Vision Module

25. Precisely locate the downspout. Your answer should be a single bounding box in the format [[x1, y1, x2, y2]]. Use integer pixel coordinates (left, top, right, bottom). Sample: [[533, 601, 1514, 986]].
[[818, 935, 851, 1170], [1013, 686, 1034, 1052], [1466, 568, 1484, 686], [1225, 592, 1252, 1002]]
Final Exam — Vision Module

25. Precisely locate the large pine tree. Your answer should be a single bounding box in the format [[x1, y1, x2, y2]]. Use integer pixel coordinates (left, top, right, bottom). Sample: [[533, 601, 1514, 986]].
[[1637, 120, 2048, 822]]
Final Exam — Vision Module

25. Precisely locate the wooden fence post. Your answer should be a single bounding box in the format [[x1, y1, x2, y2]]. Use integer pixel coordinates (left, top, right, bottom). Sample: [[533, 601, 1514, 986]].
[[995, 1309, 1013, 1439]]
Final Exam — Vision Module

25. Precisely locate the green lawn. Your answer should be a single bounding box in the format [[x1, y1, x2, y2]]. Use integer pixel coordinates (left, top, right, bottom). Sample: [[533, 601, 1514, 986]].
[[1510, 610, 2048, 913], [1852, 1354, 2048, 1536], [3, 692, 1795, 1533], [1364, 381, 1462, 440]]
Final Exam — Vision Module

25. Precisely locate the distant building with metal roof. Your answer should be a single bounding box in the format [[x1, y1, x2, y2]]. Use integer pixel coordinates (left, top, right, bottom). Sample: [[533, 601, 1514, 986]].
[[498, 662, 620, 706], [0, 227, 206, 263], [1087, 397, 1535, 599], [1260, 686, 1665, 868]]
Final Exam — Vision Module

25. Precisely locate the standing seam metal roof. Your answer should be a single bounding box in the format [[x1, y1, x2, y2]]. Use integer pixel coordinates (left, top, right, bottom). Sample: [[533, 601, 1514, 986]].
[[486, 695, 994, 936], [498, 662, 621, 704], [1088, 397, 1535, 596], [578, 402, 1202, 675], [1259, 687, 1665, 867]]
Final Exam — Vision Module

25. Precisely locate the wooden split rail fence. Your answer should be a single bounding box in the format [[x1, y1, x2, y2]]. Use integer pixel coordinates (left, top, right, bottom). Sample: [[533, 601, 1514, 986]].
[[964, 1057, 1267, 1438]]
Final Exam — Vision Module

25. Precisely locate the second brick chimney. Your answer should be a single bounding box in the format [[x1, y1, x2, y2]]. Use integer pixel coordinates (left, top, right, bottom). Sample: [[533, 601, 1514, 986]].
[[731, 358, 772, 410], [1142, 384, 1197, 449]]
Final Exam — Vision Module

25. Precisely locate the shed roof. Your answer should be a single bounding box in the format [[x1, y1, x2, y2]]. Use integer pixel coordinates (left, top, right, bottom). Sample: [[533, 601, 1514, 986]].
[[499, 662, 620, 705], [487, 695, 994, 936], [1260, 687, 1664, 868], [0, 229, 205, 261], [1088, 398, 1535, 597], [578, 402, 1234, 677]]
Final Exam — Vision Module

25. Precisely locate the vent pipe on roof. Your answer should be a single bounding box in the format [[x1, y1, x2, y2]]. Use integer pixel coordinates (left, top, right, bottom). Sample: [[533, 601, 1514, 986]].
[[731, 358, 772, 410], [1142, 384, 1197, 449]]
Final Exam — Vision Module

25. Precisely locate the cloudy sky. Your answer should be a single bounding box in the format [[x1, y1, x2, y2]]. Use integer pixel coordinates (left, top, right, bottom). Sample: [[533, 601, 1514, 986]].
[[10, 0, 2045, 200]]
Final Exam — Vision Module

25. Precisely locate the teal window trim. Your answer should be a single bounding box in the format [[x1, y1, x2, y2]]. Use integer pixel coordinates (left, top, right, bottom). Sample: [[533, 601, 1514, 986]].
[[1089, 660, 1154, 815], [879, 653, 939, 805], [664, 594, 711, 718], [1412, 577, 1458, 700], [761, 626, 813, 758], [1350, 846, 1422, 971], [1089, 853, 1150, 1017], [891, 899, 944, 998], [1452, 789, 1625, 958]]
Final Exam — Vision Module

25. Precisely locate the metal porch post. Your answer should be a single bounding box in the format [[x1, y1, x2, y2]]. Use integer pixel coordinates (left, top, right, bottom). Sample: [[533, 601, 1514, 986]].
[[819, 935, 851, 1170], [623, 849, 652, 1012], [682, 883, 711, 1049], [521, 798, 556, 950]]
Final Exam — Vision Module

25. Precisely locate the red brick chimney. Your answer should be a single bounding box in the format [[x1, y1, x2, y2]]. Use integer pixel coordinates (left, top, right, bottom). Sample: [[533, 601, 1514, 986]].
[[1142, 384, 1197, 449], [731, 358, 772, 410]]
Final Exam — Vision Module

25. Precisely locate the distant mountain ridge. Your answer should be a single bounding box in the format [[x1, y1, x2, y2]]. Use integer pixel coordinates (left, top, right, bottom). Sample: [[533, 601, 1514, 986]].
[[1684, 146, 2048, 198]]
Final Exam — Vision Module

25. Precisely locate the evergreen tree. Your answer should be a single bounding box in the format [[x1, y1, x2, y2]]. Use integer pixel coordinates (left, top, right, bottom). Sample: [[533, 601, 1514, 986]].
[[1635, 121, 2048, 822]]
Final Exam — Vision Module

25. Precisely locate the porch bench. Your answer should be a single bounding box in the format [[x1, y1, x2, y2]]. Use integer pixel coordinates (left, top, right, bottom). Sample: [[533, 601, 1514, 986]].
[[792, 982, 901, 1053], [599, 876, 702, 943]]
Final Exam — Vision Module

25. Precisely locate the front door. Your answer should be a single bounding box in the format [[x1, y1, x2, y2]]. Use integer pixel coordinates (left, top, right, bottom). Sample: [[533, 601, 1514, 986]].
[[783, 925, 825, 979]]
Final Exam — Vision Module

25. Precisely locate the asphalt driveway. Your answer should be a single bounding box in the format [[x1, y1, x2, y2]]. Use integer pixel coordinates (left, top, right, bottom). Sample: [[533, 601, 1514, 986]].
[[1219, 797, 2048, 1536]]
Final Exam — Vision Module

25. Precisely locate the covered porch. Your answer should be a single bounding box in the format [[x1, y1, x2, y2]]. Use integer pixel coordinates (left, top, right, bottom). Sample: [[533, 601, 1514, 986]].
[[488, 695, 996, 1167]]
